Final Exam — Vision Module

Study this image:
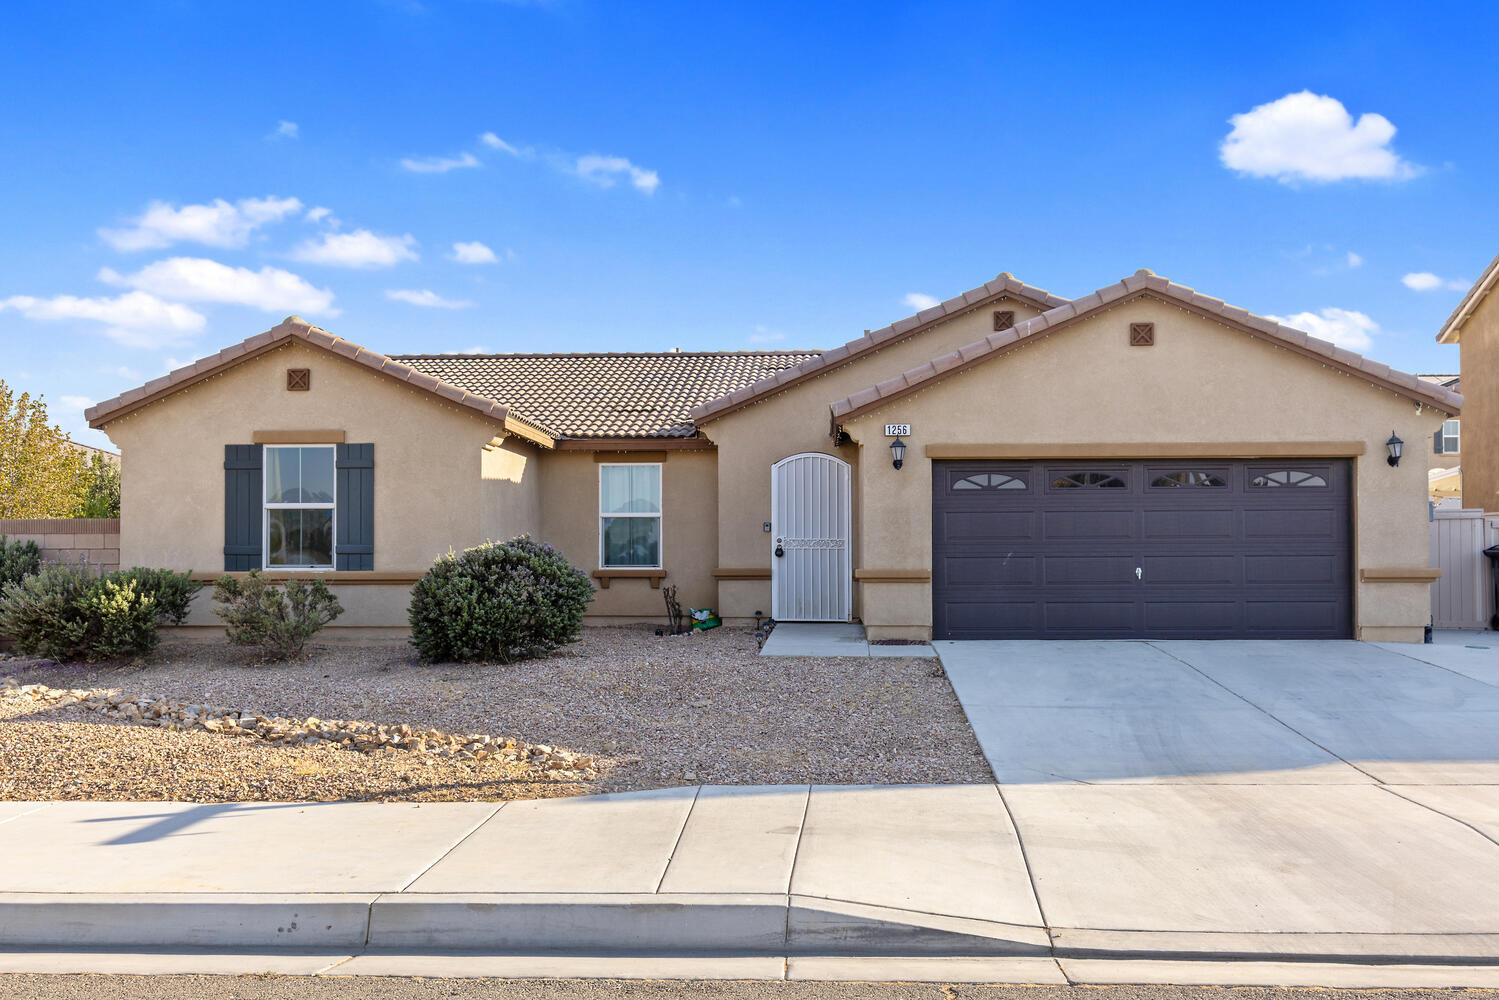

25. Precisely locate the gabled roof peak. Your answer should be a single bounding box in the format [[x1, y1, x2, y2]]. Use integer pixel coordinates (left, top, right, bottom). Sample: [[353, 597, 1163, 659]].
[[828, 271, 1462, 424]]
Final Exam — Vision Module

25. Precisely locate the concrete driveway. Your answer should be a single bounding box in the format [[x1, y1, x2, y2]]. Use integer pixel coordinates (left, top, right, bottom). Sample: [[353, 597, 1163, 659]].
[[934, 635, 1499, 962]]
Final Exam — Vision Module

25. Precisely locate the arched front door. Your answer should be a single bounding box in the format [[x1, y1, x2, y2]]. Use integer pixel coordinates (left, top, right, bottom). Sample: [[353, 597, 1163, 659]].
[[770, 452, 852, 622]]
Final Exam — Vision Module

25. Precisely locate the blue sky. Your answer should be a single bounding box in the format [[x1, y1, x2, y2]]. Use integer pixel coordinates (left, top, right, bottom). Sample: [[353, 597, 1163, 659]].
[[2, 0, 1495, 449]]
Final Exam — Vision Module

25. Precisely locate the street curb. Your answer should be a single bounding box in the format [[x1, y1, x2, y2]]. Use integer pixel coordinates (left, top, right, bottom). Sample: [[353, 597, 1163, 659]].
[[0, 894, 375, 949]]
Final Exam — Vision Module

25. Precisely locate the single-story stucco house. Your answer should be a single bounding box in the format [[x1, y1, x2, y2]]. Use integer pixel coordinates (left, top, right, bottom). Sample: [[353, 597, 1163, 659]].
[[86, 268, 1458, 642]]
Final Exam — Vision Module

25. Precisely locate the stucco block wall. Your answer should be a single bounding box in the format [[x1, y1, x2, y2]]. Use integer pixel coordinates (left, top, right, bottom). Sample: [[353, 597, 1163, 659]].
[[841, 297, 1443, 641], [1459, 292, 1499, 510], [102, 341, 520, 575], [700, 297, 1045, 618], [0, 518, 121, 575], [538, 450, 718, 622]]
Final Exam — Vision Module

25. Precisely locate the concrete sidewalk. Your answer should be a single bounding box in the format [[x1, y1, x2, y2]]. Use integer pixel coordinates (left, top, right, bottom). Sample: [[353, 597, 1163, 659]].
[[3, 783, 1499, 983]]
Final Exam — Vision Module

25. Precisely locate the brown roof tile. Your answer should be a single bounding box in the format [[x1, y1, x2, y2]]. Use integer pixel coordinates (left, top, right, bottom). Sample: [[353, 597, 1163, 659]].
[[689, 271, 1067, 423], [393, 350, 820, 439]]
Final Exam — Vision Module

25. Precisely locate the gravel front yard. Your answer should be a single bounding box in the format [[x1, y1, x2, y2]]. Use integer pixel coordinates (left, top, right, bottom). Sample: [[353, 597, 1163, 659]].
[[0, 625, 991, 802]]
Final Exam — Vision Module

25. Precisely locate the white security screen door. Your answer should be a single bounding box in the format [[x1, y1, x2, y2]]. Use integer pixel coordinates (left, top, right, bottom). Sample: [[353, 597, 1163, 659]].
[[771, 452, 852, 622]]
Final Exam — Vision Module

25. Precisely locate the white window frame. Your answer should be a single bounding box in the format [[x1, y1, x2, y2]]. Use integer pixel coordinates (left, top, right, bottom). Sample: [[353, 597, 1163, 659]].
[[598, 462, 663, 570], [263, 443, 337, 571], [1442, 419, 1460, 455]]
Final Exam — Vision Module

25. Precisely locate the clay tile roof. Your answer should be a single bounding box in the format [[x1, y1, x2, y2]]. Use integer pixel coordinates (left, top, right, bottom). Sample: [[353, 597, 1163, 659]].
[[828, 271, 1463, 423], [689, 271, 1068, 423], [1436, 251, 1499, 344], [392, 351, 821, 439], [85, 317, 559, 444]]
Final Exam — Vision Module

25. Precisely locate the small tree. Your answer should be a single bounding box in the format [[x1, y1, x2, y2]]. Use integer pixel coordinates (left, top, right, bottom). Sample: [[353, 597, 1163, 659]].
[[77, 453, 121, 518], [0, 381, 87, 519]]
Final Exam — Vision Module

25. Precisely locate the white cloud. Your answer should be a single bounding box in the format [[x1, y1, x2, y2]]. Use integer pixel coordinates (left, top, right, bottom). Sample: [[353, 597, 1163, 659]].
[[450, 240, 498, 264], [748, 325, 785, 344], [1402, 271, 1469, 292], [1220, 91, 1420, 184], [1268, 307, 1377, 351], [304, 206, 334, 224], [1346, 252, 1364, 269], [290, 229, 418, 269], [0, 291, 205, 348], [99, 196, 303, 251], [59, 394, 94, 413], [459, 345, 490, 354], [575, 154, 660, 194], [902, 293, 939, 311], [479, 132, 526, 156], [385, 288, 474, 309], [100, 257, 336, 315], [400, 151, 481, 174], [275, 120, 299, 139]]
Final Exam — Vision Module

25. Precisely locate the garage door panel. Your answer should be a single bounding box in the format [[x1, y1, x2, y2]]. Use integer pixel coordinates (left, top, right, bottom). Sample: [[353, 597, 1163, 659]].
[[1143, 601, 1240, 631], [1140, 554, 1238, 585], [932, 459, 1351, 640], [1043, 601, 1136, 632], [1044, 555, 1139, 585], [943, 554, 1036, 587], [1142, 508, 1236, 539], [1243, 508, 1337, 539], [940, 510, 1035, 541], [1042, 510, 1137, 541], [1243, 553, 1341, 586], [946, 601, 1038, 633], [1245, 601, 1343, 632]]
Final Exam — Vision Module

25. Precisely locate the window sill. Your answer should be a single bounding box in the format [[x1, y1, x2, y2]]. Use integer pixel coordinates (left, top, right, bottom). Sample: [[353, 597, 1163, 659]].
[[592, 569, 668, 589]]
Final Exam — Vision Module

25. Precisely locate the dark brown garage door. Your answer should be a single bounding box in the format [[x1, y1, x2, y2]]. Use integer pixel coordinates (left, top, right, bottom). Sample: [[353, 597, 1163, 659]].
[[932, 459, 1352, 640]]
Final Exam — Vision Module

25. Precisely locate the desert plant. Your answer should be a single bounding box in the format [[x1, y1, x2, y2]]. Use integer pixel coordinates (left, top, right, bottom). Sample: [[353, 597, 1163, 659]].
[[211, 571, 344, 659], [0, 562, 159, 660], [0, 535, 42, 588], [408, 535, 594, 664], [108, 566, 199, 625]]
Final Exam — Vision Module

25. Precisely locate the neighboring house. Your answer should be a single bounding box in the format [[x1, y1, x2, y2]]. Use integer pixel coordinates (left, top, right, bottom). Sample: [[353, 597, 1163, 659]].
[[1420, 375, 1462, 499], [1437, 253, 1499, 510], [87, 269, 1457, 642]]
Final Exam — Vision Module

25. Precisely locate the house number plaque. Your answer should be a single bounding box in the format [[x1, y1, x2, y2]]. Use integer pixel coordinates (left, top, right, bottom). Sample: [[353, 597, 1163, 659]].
[[884, 423, 911, 436]]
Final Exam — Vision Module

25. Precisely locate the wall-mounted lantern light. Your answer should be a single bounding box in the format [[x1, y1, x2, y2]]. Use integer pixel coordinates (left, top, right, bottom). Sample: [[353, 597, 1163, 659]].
[[889, 437, 907, 471], [1386, 432, 1404, 467]]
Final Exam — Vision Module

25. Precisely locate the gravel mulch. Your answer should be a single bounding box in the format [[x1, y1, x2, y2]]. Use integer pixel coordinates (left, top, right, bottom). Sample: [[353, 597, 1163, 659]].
[[0, 625, 991, 802]]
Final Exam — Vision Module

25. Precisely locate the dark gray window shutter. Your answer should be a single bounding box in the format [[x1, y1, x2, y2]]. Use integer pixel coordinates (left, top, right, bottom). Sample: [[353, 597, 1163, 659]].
[[336, 443, 374, 571], [224, 445, 263, 570], [1434, 429, 1444, 455]]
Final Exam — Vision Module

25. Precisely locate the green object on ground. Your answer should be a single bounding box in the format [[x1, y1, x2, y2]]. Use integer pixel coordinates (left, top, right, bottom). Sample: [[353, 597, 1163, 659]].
[[690, 607, 721, 630]]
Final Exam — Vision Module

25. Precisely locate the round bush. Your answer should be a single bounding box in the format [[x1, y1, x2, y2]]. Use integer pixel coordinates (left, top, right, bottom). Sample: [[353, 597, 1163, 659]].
[[408, 536, 594, 664]]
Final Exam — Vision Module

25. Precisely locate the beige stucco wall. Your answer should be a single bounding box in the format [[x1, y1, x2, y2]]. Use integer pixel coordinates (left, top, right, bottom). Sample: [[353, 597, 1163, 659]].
[[1459, 292, 1499, 510], [840, 297, 1444, 642], [537, 449, 719, 623], [101, 341, 549, 628], [700, 296, 1047, 618]]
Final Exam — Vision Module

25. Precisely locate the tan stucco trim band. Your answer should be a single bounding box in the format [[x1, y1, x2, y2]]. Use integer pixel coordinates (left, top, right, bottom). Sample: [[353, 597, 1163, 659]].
[[0, 518, 120, 534], [923, 442, 1369, 460], [592, 569, 668, 589], [854, 569, 932, 582], [189, 572, 423, 585], [592, 451, 667, 463], [711, 568, 772, 580], [1360, 568, 1442, 582], [557, 438, 714, 452], [252, 430, 347, 444]]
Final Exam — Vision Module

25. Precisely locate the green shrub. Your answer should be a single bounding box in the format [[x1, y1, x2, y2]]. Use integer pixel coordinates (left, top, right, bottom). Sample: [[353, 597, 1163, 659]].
[[408, 535, 594, 664], [211, 571, 344, 659], [0, 535, 42, 588], [108, 567, 199, 625], [0, 562, 159, 661]]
